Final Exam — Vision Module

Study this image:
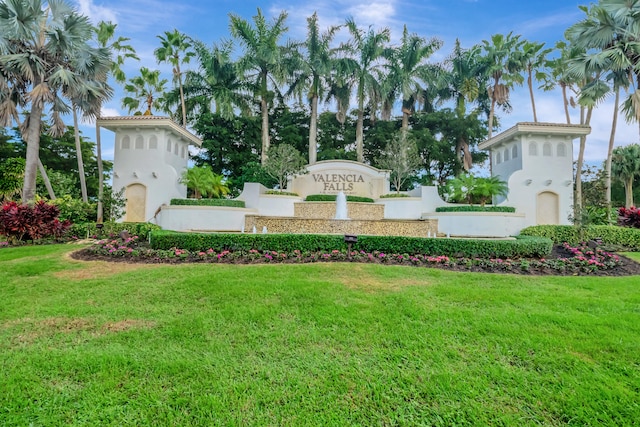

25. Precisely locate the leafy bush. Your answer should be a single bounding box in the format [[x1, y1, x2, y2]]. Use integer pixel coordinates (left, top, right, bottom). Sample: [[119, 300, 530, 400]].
[[150, 230, 552, 259], [265, 190, 299, 196], [618, 206, 640, 228], [520, 224, 640, 249], [0, 200, 71, 242], [68, 222, 161, 240], [435, 206, 516, 213], [379, 193, 411, 198], [170, 198, 246, 208], [305, 194, 374, 203], [50, 195, 96, 223]]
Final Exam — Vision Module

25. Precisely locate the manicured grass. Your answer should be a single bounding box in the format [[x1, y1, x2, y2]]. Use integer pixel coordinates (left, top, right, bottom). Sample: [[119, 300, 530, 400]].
[[1, 245, 639, 426]]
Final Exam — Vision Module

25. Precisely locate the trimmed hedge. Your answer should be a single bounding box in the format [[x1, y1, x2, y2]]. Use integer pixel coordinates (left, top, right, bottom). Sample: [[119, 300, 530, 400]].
[[435, 206, 516, 213], [68, 222, 161, 240], [265, 190, 299, 196], [170, 198, 246, 208], [150, 230, 552, 259], [520, 224, 640, 249], [305, 194, 374, 203], [379, 193, 410, 198]]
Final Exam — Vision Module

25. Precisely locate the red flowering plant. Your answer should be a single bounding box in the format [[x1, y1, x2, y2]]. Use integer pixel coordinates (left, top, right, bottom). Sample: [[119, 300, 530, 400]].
[[0, 200, 71, 243], [618, 206, 640, 228]]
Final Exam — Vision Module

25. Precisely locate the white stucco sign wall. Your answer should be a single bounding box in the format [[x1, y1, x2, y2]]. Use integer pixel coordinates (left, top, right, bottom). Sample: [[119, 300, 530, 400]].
[[289, 160, 390, 198]]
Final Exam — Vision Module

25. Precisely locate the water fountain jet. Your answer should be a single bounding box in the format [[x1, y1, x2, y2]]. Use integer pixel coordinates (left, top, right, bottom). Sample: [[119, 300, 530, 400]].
[[334, 191, 349, 220]]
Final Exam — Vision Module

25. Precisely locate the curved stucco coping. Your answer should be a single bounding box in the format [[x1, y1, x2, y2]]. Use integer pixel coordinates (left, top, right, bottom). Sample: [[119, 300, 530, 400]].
[[421, 212, 525, 217], [260, 194, 303, 199], [421, 211, 526, 238], [161, 205, 258, 212]]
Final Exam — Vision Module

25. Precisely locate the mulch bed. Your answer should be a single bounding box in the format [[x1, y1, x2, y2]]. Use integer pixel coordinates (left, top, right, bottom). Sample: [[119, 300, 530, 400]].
[[70, 245, 640, 277]]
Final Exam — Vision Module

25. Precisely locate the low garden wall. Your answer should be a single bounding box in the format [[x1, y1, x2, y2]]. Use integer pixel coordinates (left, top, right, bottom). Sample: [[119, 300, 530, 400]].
[[157, 205, 257, 232], [422, 211, 526, 238], [294, 202, 384, 220]]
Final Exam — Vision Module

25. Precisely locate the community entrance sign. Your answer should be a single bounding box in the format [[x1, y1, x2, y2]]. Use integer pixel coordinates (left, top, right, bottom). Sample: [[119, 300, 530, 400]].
[[289, 160, 391, 199]]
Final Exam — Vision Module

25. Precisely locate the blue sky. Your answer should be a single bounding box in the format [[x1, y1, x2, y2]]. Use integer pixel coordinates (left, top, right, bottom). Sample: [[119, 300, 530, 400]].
[[71, 0, 636, 166]]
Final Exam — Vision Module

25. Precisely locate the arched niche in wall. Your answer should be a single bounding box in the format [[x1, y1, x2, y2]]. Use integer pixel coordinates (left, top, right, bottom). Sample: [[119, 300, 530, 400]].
[[121, 135, 130, 149], [529, 141, 538, 156], [125, 183, 147, 222], [536, 191, 559, 225]]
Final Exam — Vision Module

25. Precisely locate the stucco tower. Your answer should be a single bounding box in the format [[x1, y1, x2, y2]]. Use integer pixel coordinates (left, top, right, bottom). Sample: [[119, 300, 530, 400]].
[[479, 122, 591, 227], [97, 116, 202, 222]]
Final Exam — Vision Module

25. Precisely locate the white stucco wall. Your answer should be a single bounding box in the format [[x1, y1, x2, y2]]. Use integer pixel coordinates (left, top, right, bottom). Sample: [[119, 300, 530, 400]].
[[156, 205, 258, 232], [422, 212, 526, 238]]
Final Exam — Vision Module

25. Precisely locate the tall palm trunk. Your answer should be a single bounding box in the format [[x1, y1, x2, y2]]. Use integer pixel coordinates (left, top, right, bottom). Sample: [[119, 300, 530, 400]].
[[401, 110, 409, 131], [356, 96, 365, 163], [309, 93, 318, 164], [487, 76, 499, 139], [561, 84, 571, 124], [260, 96, 269, 165], [624, 177, 634, 208], [22, 105, 44, 204], [95, 121, 104, 223], [73, 107, 88, 203], [605, 86, 620, 223], [574, 105, 593, 221], [528, 67, 537, 122], [14, 112, 55, 200], [37, 158, 55, 200], [176, 63, 187, 127]]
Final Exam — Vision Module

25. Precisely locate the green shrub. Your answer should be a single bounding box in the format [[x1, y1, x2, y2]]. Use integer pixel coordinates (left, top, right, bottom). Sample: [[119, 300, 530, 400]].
[[265, 190, 299, 196], [305, 194, 374, 203], [435, 206, 516, 213], [520, 224, 640, 249], [379, 193, 411, 198], [68, 222, 161, 240], [50, 195, 96, 223], [150, 230, 552, 259], [170, 198, 246, 208]]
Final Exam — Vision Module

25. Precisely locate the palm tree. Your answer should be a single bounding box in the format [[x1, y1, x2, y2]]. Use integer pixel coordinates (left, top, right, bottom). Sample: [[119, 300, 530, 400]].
[[229, 8, 289, 165], [171, 39, 251, 123], [435, 39, 487, 170], [565, 2, 640, 219], [286, 12, 339, 164], [520, 41, 551, 122], [481, 32, 524, 139], [122, 67, 168, 115], [155, 30, 194, 127], [566, 1, 640, 135], [0, 0, 112, 204], [601, 70, 629, 221], [541, 41, 582, 125], [384, 26, 442, 131], [94, 21, 138, 222], [612, 144, 640, 208], [344, 18, 390, 162], [180, 165, 229, 199]]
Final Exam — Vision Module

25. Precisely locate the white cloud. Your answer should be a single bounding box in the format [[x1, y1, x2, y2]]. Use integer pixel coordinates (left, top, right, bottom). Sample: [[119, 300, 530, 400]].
[[75, 0, 118, 24]]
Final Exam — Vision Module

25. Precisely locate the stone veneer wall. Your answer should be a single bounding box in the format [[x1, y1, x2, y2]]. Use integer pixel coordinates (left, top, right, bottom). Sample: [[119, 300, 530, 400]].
[[294, 202, 384, 220], [244, 215, 437, 238]]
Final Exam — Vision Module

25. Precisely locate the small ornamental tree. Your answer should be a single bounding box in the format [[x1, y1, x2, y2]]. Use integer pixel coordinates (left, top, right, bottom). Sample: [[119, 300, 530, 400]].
[[263, 144, 307, 191], [376, 131, 422, 193]]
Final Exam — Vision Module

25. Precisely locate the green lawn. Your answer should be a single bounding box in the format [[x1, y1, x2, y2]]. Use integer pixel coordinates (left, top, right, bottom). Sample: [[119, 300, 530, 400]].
[[1, 245, 639, 426]]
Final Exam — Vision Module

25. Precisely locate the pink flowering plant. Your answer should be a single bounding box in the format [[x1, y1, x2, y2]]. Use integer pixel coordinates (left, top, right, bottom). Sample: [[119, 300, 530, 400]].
[[83, 236, 624, 275]]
